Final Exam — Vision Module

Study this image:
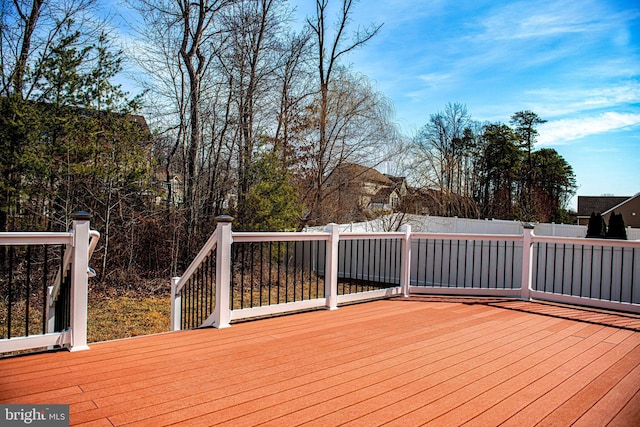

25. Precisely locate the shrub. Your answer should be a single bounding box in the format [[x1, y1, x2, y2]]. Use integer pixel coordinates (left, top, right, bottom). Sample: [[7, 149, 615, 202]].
[[586, 212, 606, 238], [606, 211, 627, 240]]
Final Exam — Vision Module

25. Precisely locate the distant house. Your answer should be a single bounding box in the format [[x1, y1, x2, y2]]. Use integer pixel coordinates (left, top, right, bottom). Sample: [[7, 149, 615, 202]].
[[155, 172, 184, 207], [400, 188, 442, 216], [324, 163, 408, 221], [577, 194, 640, 228], [370, 186, 400, 212]]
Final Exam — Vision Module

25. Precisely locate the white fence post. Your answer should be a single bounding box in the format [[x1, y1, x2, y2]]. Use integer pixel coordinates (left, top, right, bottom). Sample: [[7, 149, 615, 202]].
[[69, 211, 91, 352], [400, 224, 412, 297], [520, 224, 535, 301], [325, 223, 339, 310], [170, 276, 181, 331], [213, 215, 233, 328]]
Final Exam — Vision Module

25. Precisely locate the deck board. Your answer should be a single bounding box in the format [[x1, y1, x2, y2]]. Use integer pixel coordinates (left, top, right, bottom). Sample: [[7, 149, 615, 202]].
[[1, 298, 639, 426]]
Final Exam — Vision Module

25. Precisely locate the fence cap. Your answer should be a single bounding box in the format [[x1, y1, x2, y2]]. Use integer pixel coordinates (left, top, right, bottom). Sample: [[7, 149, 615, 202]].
[[71, 211, 92, 220], [215, 215, 234, 223]]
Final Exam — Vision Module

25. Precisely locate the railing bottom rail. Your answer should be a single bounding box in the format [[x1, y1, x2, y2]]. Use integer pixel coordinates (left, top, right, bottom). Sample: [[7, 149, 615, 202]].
[[0, 331, 70, 354]]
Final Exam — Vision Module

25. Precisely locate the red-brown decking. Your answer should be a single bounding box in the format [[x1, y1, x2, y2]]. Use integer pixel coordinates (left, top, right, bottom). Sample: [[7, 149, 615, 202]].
[[2, 298, 640, 426]]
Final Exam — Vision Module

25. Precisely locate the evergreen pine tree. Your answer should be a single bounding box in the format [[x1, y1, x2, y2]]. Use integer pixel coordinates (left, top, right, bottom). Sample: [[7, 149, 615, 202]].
[[606, 211, 627, 240], [586, 212, 606, 238]]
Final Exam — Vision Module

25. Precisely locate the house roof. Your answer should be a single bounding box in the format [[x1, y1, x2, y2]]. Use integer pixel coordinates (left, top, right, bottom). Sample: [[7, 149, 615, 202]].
[[329, 163, 393, 185], [577, 196, 630, 217], [384, 175, 405, 185], [371, 187, 397, 203], [602, 193, 640, 216]]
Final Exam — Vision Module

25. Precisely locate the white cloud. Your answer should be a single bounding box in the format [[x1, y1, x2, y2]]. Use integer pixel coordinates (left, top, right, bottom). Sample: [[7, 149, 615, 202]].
[[477, 0, 629, 42], [538, 112, 640, 145], [525, 83, 640, 117], [417, 72, 452, 87]]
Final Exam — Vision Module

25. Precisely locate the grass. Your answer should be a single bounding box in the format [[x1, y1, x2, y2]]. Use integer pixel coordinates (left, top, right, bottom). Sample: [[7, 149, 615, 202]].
[[87, 293, 171, 343]]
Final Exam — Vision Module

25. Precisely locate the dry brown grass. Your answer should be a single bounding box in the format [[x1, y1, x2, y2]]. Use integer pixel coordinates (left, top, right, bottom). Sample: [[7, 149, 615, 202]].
[[87, 293, 171, 343]]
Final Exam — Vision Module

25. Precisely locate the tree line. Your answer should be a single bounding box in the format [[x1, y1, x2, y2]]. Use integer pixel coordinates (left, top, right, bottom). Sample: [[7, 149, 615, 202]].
[[1, 0, 399, 285], [1, 0, 576, 289], [410, 103, 576, 223]]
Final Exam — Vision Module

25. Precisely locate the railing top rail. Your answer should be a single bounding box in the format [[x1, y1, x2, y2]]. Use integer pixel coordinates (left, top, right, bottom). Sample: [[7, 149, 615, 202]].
[[50, 229, 101, 304], [0, 231, 74, 245], [339, 232, 406, 240], [88, 230, 100, 258], [233, 231, 330, 242], [533, 235, 640, 248], [411, 232, 524, 242], [174, 231, 218, 294]]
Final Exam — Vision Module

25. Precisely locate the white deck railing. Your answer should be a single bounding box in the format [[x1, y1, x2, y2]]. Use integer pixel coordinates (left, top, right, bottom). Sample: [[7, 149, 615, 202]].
[[0, 213, 99, 353], [172, 218, 640, 331]]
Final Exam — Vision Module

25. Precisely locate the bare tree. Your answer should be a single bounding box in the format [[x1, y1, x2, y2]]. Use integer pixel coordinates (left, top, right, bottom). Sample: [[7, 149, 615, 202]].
[[411, 102, 479, 217], [303, 0, 385, 225], [272, 29, 313, 165], [295, 68, 400, 225], [131, 0, 232, 259], [217, 0, 287, 226]]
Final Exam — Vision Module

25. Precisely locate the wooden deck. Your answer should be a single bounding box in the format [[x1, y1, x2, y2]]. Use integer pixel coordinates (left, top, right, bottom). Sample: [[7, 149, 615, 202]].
[[2, 297, 640, 426]]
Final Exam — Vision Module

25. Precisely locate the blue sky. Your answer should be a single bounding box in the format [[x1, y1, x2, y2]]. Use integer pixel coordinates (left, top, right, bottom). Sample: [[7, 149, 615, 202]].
[[289, 0, 640, 209]]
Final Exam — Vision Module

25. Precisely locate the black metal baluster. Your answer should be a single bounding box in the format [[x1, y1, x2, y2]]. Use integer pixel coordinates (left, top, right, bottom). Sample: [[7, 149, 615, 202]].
[[285, 241, 290, 302], [276, 242, 281, 304], [570, 245, 576, 297], [268, 242, 273, 306], [42, 245, 49, 334], [181, 284, 186, 330], [455, 240, 461, 288], [619, 248, 625, 303], [416, 239, 423, 286], [551, 243, 557, 294], [25, 245, 31, 336], [479, 240, 484, 288], [373, 239, 379, 284], [314, 240, 318, 297], [447, 239, 452, 287], [8, 246, 14, 338], [631, 248, 636, 304], [432, 239, 437, 286], [487, 241, 492, 288], [470, 240, 476, 288], [510, 241, 515, 288], [338, 240, 344, 292], [589, 245, 595, 298], [307, 241, 312, 300], [580, 245, 585, 297], [501, 241, 507, 289], [534, 243, 540, 291], [250, 243, 256, 307], [210, 252, 215, 315], [293, 241, 298, 301], [599, 245, 604, 299], [464, 240, 469, 287], [394, 238, 400, 285], [609, 246, 615, 301], [560, 244, 566, 295], [496, 241, 500, 289]]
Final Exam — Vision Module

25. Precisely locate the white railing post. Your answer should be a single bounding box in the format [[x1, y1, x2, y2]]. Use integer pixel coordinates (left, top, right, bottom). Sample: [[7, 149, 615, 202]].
[[520, 224, 535, 301], [325, 223, 339, 310], [170, 276, 181, 331], [46, 285, 55, 334], [400, 224, 412, 297], [213, 215, 233, 328], [69, 211, 91, 351]]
